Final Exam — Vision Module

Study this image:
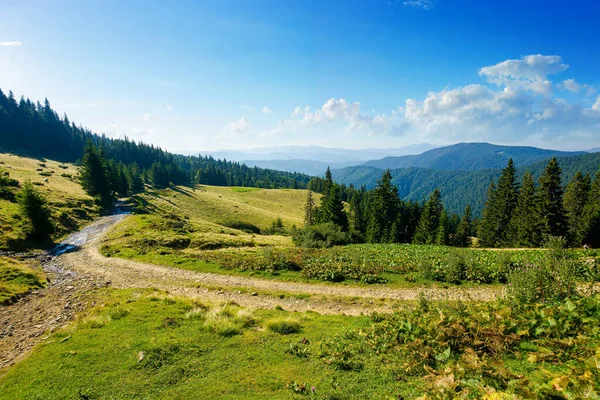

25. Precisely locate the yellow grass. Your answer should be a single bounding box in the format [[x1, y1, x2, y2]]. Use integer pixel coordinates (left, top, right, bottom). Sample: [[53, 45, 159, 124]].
[[0, 153, 98, 248]]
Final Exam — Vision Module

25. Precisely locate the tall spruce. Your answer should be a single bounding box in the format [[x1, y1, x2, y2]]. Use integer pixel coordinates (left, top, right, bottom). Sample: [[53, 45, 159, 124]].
[[366, 170, 401, 243], [538, 158, 567, 239], [478, 181, 498, 247], [563, 171, 591, 246], [80, 142, 114, 209], [454, 204, 472, 247], [435, 209, 449, 245], [320, 184, 348, 230], [413, 188, 443, 245], [304, 190, 316, 226], [510, 172, 540, 247], [583, 168, 600, 247], [493, 158, 519, 246]]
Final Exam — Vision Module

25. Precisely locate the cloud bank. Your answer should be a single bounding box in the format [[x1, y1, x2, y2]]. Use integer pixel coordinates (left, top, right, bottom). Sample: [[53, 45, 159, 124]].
[[263, 54, 600, 145]]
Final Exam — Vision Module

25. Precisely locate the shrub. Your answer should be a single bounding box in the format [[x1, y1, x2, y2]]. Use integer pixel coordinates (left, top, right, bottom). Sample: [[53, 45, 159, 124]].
[[507, 237, 578, 305], [445, 253, 466, 283], [292, 223, 352, 248], [266, 318, 302, 334], [17, 180, 54, 239]]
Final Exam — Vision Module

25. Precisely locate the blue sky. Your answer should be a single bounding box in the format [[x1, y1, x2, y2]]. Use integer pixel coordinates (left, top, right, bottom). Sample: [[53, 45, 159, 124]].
[[1, 0, 599, 152]]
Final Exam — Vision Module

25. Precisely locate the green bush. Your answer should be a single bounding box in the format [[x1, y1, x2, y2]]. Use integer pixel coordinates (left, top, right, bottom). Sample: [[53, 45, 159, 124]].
[[292, 223, 352, 248]]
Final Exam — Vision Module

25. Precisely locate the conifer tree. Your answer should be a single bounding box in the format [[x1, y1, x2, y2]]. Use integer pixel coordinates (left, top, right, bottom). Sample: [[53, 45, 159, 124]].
[[304, 190, 316, 226], [435, 209, 448, 245], [494, 159, 519, 246], [538, 158, 567, 239], [510, 172, 540, 247], [454, 204, 472, 247], [320, 184, 348, 230], [583, 168, 600, 247], [413, 188, 443, 245], [366, 170, 401, 243], [18, 180, 54, 239], [80, 141, 114, 209], [564, 171, 591, 246], [478, 181, 498, 247]]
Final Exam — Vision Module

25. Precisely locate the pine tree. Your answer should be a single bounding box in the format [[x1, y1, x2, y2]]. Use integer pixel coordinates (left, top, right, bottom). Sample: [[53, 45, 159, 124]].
[[413, 188, 443, 245], [304, 190, 316, 226], [583, 168, 600, 247], [564, 171, 591, 246], [478, 181, 498, 247], [510, 172, 541, 247], [320, 184, 348, 230], [538, 158, 567, 239], [366, 170, 401, 243], [454, 204, 472, 247], [494, 159, 519, 246], [435, 209, 448, 245], [322, 167, 333, 201], [18, 180, 54, 239], [80, 141, 114, 209]]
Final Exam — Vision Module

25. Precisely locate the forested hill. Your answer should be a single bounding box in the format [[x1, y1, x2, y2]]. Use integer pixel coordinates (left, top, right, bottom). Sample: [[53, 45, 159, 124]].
[[333, 152, 600, 216], [362, 142, 585, 171], [0, 89, 311, 189]]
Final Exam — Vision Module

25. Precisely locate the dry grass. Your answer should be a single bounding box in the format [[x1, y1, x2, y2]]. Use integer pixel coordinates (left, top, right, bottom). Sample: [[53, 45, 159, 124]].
[[0, 153, 98, 249]]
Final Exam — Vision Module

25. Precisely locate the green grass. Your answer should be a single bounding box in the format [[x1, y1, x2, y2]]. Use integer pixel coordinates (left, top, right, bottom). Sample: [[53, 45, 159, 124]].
[[0, 289, 404, 399], [0, 257, 46, 305], [2, 289, 598, 399], [0, 153, 99, 249]]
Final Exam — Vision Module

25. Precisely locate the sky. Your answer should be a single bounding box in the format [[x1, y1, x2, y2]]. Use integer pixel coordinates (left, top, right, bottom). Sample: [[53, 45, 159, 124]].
[[1, 0, 600, 153]]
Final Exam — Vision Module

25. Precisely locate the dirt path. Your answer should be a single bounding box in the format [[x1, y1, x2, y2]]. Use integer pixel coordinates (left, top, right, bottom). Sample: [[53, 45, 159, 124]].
[[1, 212, 501, 374]]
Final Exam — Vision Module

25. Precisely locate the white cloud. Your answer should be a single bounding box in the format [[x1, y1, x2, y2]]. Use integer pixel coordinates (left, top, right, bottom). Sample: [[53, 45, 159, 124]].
[[224, 115, 249, 134], [403, 0, 435, 10], [0, 41, 21, 46], [166, 105, 173, 110], [242, 105, 255, 111], [479, 54, 568, 95], [262, 106, 273, 114], [143, 112, 150, 121], [559, 78, 595, 95], [265, 54, 600, 146]]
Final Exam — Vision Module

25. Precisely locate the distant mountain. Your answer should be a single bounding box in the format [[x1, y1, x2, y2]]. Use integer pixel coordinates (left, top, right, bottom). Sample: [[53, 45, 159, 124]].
[[362, 142, 585, 171], [241, 159, 357, 176], [184, 144, 438, 165], [589, 148, 600, 153], [333, 152, 600, 216]]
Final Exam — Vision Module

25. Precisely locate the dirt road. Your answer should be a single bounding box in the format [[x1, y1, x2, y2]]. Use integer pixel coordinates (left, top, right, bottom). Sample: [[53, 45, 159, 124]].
[[1, 212, 501, 373]]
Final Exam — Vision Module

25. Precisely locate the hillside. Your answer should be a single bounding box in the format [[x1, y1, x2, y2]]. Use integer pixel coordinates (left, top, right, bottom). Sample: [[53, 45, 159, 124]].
[[362, 142, 585, 171], [333, 151, 600, 216], [0, 152, 98, 249]]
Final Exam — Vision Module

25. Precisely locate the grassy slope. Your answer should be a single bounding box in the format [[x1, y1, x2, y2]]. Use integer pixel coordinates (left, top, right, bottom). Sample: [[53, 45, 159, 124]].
[[0, 289, 401, 399], [1, 289, 598, 399], [0, 153, 98, 249], [0, 257, 46, 305]]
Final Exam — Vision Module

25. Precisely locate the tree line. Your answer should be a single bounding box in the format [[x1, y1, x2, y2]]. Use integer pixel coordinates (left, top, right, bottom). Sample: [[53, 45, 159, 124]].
[[302, 158, 600, 249], [0, 88, 312, 195], [300, 167, 473, 248], [478, 158, 600, 248]]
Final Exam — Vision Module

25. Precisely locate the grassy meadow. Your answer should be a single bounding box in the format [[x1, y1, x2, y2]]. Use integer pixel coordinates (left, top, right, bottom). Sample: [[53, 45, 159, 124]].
[[1, 288, 599, 399], [101, 185, 600, 287], [0, 152, 98, 249]]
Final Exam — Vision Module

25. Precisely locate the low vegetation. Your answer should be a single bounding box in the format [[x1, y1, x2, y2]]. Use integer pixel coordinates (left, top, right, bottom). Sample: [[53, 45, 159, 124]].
[[0, 257, 46, 305], [1, 288, 599, 398]]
